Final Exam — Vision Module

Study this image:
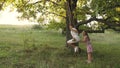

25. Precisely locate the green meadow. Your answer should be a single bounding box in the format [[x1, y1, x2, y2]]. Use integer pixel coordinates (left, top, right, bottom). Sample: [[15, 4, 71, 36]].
[[0, 25, 120, 68]]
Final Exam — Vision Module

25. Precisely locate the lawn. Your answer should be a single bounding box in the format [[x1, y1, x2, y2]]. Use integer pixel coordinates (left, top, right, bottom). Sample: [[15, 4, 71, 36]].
[[0, 25, 120, 68]]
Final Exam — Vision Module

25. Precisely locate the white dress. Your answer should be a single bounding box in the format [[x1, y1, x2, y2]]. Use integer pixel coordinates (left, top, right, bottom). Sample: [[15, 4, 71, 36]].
[[67, 28, 80, 44]]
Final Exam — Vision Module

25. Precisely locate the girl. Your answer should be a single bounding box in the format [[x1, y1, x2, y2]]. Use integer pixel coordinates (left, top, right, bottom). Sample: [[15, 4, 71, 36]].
[[67, 24, 80, 53], [82, 31, 93, 63]]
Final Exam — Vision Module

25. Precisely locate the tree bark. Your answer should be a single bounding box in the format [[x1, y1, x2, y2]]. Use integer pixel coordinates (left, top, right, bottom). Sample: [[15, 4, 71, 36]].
[[65, 0, 78, 46]]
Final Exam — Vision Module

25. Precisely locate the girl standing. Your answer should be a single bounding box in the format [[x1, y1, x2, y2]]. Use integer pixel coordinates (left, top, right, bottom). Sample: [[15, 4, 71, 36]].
[[82, 31, 93, 63]]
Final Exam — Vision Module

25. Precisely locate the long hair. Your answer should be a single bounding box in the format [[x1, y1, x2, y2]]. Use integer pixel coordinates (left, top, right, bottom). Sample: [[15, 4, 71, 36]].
[[84, 31, 90, 41]]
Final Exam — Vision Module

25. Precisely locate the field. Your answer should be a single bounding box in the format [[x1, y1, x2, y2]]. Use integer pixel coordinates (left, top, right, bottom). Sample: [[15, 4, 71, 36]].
[[0, 25, 120, 68]]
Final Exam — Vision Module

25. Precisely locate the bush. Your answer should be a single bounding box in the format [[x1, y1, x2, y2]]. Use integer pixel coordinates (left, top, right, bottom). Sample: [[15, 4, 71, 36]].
[[47, 20, 66, 30], [32, 25, 43, 30]]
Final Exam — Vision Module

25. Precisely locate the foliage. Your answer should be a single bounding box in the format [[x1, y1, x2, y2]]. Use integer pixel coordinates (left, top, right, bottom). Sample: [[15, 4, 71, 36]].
[[79, 25, 92, 30], [0, 0, 15, 11], [90, 0, 120, 31], [32, 24, 43, 30], [10, 0, 66, 23], [1, 0, 120, 32], [47, 19, 66, 30]]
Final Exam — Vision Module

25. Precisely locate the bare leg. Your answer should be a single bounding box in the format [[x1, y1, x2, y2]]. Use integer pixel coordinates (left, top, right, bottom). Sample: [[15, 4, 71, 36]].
[[67, 43, 79, 53], [87, 52, 92, 63], [67, 43, 75, 48]]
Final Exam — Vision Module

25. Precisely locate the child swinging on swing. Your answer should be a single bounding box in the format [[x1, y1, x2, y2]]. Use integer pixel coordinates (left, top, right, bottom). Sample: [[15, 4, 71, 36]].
[[67, 23, 80, 53]]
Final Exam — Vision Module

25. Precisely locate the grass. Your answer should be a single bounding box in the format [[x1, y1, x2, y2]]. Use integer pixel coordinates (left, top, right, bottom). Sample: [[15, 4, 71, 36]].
[[0, 25, 120, 68]]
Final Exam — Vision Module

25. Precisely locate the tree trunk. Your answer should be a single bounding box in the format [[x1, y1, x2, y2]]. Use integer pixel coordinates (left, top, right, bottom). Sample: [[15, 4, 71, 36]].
[[65, 0, 79, 47], [65, 2, 71, 46]]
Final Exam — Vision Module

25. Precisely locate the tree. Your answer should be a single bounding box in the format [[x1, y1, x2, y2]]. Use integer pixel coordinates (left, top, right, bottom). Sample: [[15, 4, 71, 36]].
[[0, 0, 5, 10], [0, 0, 14, 10], [1, 0, 120, 46], [76, 0, 120, 32]]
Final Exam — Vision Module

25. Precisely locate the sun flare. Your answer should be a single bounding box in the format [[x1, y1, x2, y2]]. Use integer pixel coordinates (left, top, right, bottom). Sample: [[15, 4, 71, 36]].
[[0, 7, 38, 25]]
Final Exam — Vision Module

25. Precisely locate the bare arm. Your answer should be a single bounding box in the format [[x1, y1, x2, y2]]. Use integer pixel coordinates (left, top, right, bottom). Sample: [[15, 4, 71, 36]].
[[69, 24, 73, 30], [69, 24, 78, 33], [80, 36, 87, 43]]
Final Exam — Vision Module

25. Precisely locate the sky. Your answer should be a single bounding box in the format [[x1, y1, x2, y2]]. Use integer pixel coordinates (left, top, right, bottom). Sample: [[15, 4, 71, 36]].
[[0, 7, 38, 25]]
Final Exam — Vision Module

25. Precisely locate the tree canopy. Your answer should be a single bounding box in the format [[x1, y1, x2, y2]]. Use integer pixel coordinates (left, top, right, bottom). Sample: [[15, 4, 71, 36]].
[[0, 0, 120, 32], [76, 0, 120, 32]]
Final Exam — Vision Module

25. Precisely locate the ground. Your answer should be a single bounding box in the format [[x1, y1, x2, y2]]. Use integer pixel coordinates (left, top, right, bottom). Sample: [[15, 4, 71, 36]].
[[0, 25, 120, 68]]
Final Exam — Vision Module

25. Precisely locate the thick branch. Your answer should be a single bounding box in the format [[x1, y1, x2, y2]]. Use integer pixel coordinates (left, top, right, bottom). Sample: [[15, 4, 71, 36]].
[[95, 18, 120, 26], [77, 17, 120, 32], [77, 17, 120, 27], [86, 30, 105, 33], [77, 29, 105, 33], [76, 17, 96, 27]]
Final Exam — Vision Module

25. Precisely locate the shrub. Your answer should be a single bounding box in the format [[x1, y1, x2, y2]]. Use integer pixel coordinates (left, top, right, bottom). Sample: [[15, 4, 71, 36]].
[[32, 25, 43, 30]]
